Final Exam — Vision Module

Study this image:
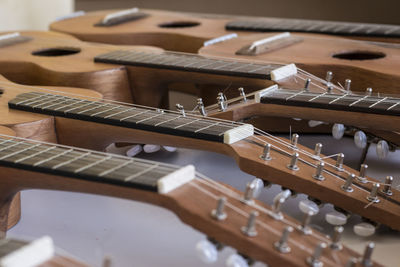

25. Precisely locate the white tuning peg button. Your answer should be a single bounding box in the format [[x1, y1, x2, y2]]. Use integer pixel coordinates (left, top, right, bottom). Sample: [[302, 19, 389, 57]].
[[226, 254, 249, 267], [125, 145, 143, 157], [332, 124, 345, 140], [308, 120, 325, 128], [354, 131, 367, 149], [298, 199, 319, 215], [250, 178, 264, 198], [354, 222, 376, 237], [325, 211, 347, 226], [376, 140, 389, 159], [195, 240, 218, 264], [143, 144, 161, 153], [163, 146, 177, 152]]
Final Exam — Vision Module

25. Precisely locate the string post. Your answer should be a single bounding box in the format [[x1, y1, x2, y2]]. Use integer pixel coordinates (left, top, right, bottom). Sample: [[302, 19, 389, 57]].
[[313, 143, 323, 158], [335, 153, 345, 171], [366, 183, 380, 203], [175, 103, 186, 117], [274, 226, 293, 253], [238, 87, 247, 102], [298, 211, 314, 235], [382, 176, 393, 196], [307, 243, 327, 267], [304, 78, 311, 92], [241, 182, 255, 205], [287, 152, 299, 171], [217, 92, 228, 111], [291, 133, 299, 148], [197, 98, 207, 116], [325, 71, 333, 87], [330, 226, 344, 250], [241, 211, 258, 237], [361, 242, 375, 267], [211, 197, 227, 221], [312, 161, 325, 181], [341, 174, 355, 192], [260, 143, 272, 161], [345, 79, 352, 93], [365, 87, 373, 96]]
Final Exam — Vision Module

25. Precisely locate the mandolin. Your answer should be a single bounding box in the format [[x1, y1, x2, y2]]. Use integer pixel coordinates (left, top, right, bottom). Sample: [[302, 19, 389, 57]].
[[0, 126, 380, 266], [49, 8, 400, 54], [0, 235, 89, 267], [1, 77, 398, 232]]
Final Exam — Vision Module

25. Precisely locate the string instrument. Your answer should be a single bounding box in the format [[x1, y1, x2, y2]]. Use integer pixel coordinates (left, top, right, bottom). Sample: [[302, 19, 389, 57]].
[[205, 85, 400, 157], [0, 30, 337, 133], [0, 126, 380, 266], [0, 235, 88, 267], [1, 78, 398, 232], [49, 8, 400, 54]]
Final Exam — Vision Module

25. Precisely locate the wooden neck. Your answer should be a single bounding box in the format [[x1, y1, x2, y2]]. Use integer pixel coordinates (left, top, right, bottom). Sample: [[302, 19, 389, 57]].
[[226, 18, 400, 38]]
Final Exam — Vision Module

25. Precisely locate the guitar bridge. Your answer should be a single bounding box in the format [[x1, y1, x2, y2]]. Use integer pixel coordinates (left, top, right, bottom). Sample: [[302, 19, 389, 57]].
[[236, 32, 303, 56], [95, 8, 149, 26]]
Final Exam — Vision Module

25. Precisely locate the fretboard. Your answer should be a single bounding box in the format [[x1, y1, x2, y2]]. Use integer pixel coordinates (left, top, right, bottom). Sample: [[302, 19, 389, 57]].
[[94, 50, 280, 79], [258, 87, 400, 116], [226, 18, 400, 38], [0, 135, 193, 193], [8, 92, 253, 144]]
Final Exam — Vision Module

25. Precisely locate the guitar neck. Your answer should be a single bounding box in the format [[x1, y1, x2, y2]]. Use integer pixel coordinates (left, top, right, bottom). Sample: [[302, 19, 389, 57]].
[[226, 18, 400, 38], [0, 133, 375, 266]]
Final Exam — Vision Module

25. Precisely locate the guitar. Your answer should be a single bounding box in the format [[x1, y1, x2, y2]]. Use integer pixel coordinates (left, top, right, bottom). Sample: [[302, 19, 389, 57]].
[[204, 85, 400, 158], [49, 8, 400, 54], [0, 125, 380, 266], [0, 235, 89, 267], [1, 78, 398, 232]]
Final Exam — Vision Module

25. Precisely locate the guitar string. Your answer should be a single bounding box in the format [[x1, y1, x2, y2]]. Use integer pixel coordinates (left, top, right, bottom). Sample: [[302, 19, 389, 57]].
[[2, 81, 395, 191], [0, 134, 342, 266]]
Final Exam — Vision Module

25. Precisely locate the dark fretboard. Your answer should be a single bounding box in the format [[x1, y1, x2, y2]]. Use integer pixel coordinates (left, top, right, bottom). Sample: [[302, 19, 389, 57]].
[[94, 50, 280, 79], [0, 135, 191, 192], [8, 92, 252, 144], [226, 18, 400, 38], [259, 88, 400, 116]]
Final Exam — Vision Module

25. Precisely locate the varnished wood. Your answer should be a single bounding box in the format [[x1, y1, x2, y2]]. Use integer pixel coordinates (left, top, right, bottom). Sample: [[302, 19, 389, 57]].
[[0, 78, 398, 231], [0, 128, 377, 266]]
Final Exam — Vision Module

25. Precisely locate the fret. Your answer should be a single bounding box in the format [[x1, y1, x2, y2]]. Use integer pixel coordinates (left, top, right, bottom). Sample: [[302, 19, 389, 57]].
[[0, 144, 40, 161], [52, 152, 91, 170], [33, 149, 73, 166], [194, 122, 220, 133], [226, 19, 400, 37], [95, 50, 277, 79], [98, 160, 132, 177], [9, 92, 253, 144], [0, 141, 26, 154], [13, 146, 55, 163], [124, 164, 159, 182], [73, 156, 112, 173], [260, 88, 400, 116]]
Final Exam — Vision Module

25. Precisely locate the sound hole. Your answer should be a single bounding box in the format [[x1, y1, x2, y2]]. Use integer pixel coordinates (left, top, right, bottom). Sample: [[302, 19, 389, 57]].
[[0, 88, 3, 95], [332, 50, 385, 60], [158, 21, 200, 28], [32, 47, 81, 57]]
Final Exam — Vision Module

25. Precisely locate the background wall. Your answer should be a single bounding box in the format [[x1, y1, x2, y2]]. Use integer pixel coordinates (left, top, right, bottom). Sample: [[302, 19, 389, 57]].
[[76, 0, 400, 24], [0, 0, 73, 31]]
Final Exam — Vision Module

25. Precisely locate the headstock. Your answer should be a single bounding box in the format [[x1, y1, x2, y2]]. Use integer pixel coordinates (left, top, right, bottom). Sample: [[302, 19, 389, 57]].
[[0, 130, 381, 266]]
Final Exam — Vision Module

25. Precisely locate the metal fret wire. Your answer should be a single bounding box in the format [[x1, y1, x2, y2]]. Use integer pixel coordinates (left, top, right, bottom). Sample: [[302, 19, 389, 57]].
[[7, 87, 393, 188]]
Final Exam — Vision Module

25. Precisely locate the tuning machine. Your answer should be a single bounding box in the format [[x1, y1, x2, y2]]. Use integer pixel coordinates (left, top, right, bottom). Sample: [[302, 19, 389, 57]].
[[217, 92, 228, 111], [196, 98, 207, 116], [353, 219, 378, 237], [195, 239, 219, 263]]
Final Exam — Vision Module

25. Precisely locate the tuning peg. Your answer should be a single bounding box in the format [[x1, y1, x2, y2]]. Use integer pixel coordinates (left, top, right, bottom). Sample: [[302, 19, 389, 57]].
[[308, 120, 325, 128], [211, 197, 227, 221], [299, 199, 320, 215], [291, 133, 299, 148], [354, 130, 367, 149], [344, 79, 352, 93], [195, 239, 218, 263], [260, 143, 272, 161], [330, 226, 344, 250], [332, 123, 345, 140], [327, 85, 333, 93], [238, 87, 247, 102], [196, 98, 207, 116], [382, 176, 393, 196], [250, 178, 264, 198], [341, 174, 355, 192], [361, 242, 375, 267], [313, 143, 323, 159], [354, 222, 376, 237], [217, 92, 228, 111], [274, 226, 293, 253], [306, 243, 327, 267], [143, 144, 161, 153], [241, 182, 256, 205], [287, 152, 299, 171], [241, 211, 258, 237], [304, 78, 311, 91], [299, 211, 314, 235], [335, 153, 345, 171], [366, 183, 380, 203], [376, 140, 389, 159], [271, 190, 291, 220], [176, 103, 186, 117], [312, 161, 325, 181], [226, 254, 249, 267], [325, 210, 348, 226], [365, 87, 373, 96], [325, 71, 333, 86], [358, 164, 368, 183], [163, 146, 177, 152], [126, 144, 143, 157]]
